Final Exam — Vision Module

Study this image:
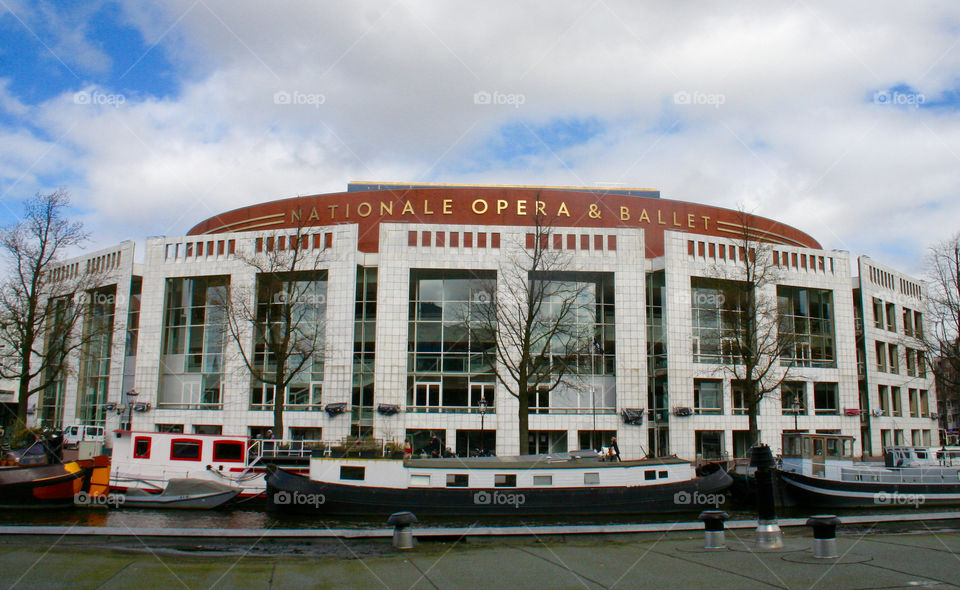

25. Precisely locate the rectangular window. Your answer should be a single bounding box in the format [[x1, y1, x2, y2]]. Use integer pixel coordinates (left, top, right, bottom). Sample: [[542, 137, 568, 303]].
[[695, 430, 725, 461], [888, 343, 899, 374], [873, 298, 884, 329], [886, 302, 896, 331], [446, 473, 469, 487], [694, 379, 723, 414], [533, 475, 552, 486], [584, 472, 600, 485], [495, 474, 517, 487], [914, 311, 923, 338], [878, 385, 889, 415], [906, 348, 916, 376], [909, 389, 919, 417], [691, 278, 742, 364], [892, 386, 902, 416], [813, 382, 839, 415], [875, 341, 887, 372], [903, 308, 913, 336], [212, 441, 244, 462], [410, 474, 430, 487], [781, 382, 807, 414], [170, 439, 202, 461], [732, 380, 750, 415], [133, 436, 151, 459], [777, 286, 836, 368], [644, 470, 656, 481], [920, 390, 929, 417], [340, 466, 366, 481]]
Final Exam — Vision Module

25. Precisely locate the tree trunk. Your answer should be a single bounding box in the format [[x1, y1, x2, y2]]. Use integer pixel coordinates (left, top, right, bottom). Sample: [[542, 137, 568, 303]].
[[518, 386, 530, 455]]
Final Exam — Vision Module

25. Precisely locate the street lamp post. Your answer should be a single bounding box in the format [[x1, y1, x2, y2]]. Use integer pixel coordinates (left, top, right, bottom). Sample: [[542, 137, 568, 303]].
[[792, 391, 801, 432], [478, 397, 488, 456], [125, 390, 139, 432]]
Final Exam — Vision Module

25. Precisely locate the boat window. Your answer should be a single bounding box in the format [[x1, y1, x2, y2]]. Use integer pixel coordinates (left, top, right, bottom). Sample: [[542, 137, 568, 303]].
[[827, 439, 839, 457], [170, 439, 202, 461], [446, 474, 469, 487], [495, 474, 517, 487], [645, 470, 657, 481], [533, 475, 552, 486], [915, 450, 927, 460], [843, 440, 853, 457], [659, 471, 668, 478], [213, 441, 244, 462], [802, 438, 813, 457], [69, 426, 79, 435], [133, 436, 151, 459], [410, 474, 430, 487], [584, 472, 600, 485], [340, 466, 365, 481], [813, 439, 824, 457]]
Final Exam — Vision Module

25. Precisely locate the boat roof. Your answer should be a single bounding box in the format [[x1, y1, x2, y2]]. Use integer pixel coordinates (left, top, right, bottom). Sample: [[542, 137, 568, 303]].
[[402, 452, 690, 470]]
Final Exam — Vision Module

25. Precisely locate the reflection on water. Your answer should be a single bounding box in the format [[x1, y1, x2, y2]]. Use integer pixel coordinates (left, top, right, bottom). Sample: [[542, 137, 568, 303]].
[[0, 504, 946, 530]]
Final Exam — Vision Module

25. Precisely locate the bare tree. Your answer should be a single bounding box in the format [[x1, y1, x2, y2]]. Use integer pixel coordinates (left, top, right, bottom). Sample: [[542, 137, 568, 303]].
[[707, 210, 799, 447], [469, 213, 595, 455], [0, 190, 97, 432], [218, 224, 328, 437], [923, 233, 960, 408]]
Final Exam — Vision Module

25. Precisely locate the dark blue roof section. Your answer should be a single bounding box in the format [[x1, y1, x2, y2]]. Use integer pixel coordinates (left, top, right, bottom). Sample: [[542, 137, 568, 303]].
[[347, 181, 660, 198]]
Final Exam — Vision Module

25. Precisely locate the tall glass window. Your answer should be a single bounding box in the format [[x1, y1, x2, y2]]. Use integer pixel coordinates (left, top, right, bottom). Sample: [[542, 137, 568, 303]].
[[352, 266, 377, 436], [77, 285, 116, 425], [249, 271, 327, 411], [777, 286, 836, 368], [407, 270, 496, 412], [691, 278, 742, 364], [159, 276, 228, 409]]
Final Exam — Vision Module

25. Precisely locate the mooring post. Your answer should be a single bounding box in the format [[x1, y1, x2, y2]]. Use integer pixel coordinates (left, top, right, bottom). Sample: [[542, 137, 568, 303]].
[[698, 510, 729, 549], [750, 444, 783, 549], [806, 515, 840, 559], [387, 511, 418, 549]]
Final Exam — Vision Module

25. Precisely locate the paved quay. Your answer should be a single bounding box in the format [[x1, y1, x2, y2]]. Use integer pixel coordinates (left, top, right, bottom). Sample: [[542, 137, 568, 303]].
[[1, 518, 959, 589]]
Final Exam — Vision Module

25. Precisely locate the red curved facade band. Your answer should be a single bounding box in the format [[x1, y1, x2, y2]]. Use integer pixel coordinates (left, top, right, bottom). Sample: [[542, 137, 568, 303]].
[[187, 188, 822, 256]]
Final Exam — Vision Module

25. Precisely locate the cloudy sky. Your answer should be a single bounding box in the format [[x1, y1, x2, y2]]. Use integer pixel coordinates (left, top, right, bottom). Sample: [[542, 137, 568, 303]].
[[1, 1, 958, 275]]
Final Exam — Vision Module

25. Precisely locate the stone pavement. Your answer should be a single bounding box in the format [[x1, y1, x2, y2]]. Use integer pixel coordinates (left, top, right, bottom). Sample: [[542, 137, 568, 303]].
[[1, 525, 959, 589]]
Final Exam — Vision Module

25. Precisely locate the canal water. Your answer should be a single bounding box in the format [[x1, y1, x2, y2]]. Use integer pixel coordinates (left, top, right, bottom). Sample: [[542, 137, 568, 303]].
[[0, 504, 944, 530]]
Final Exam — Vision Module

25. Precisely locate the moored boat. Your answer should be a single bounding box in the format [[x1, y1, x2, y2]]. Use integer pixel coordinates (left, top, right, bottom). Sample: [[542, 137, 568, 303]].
[[0, 455, 110, 508], [119, 478, 241, 509], [777, 432, 960, 507], [265, 451, 733, 516]]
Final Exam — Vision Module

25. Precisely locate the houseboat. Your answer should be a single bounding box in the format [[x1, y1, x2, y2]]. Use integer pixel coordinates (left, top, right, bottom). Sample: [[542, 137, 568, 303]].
[[265, 451, 733, 516], [109, 430, 315, 498], [777, 432, 960, 507]]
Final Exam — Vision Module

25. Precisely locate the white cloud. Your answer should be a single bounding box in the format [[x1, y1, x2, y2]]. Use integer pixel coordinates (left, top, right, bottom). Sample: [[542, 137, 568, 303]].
[[4, 1, 960, 276]]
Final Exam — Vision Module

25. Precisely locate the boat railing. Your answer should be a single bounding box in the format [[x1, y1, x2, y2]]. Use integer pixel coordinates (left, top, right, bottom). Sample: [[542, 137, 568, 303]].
[[840, 465, 960, 484]]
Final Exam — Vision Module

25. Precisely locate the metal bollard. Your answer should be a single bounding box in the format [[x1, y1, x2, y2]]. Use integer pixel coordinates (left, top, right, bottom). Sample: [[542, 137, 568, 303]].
[[698, 510, 729, 549], [750, 444, 784, 549], [806, 515, 840, 559], [387, 511, 418, 549]]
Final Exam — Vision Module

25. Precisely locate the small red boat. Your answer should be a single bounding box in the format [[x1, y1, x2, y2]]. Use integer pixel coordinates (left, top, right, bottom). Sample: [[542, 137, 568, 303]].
[[0, 456, 111, 508]]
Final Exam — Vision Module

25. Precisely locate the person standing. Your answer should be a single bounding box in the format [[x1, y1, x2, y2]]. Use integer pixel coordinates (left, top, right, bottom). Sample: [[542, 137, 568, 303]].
[[610, 437, 621, 461]]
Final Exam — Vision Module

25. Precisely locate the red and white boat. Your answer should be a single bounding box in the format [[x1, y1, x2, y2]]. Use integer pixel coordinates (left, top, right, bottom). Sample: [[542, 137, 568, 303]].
[[109, 430, 316, 499]]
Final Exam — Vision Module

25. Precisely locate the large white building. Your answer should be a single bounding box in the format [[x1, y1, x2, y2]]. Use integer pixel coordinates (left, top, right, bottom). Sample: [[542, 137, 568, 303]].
[[32, 182, 938, 461]]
